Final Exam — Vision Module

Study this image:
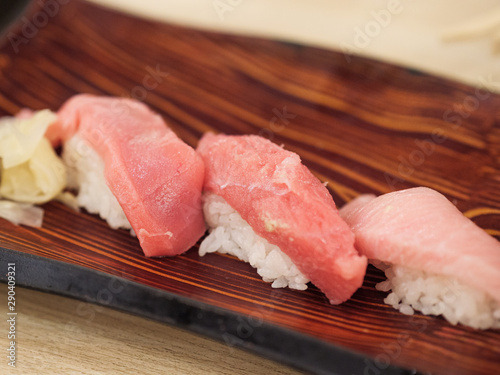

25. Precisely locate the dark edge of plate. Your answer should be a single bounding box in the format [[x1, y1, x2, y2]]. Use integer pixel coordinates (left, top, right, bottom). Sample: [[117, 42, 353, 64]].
[[0, 247, 420, 375], [0, 0, 34, 41]]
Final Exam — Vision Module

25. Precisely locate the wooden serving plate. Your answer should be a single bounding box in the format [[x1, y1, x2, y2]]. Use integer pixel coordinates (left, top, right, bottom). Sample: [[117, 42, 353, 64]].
[[1, 1, 500, 374]]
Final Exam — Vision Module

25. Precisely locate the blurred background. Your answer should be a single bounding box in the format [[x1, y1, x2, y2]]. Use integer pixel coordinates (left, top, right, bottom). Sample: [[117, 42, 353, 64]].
[[90, 0, 500, 92]]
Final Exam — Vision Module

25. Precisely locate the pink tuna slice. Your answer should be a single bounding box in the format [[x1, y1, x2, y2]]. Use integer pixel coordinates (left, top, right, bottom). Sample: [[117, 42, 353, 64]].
[[48, 94, 206, 257], [197, 133, 367, 304], [339, 187, 500, 303]]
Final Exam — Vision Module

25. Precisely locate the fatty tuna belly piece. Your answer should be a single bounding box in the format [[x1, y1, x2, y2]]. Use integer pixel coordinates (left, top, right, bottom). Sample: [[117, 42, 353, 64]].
[[50, 94, 206, 257], [340, 187, 500, 329], [197, 133, 367, 304]]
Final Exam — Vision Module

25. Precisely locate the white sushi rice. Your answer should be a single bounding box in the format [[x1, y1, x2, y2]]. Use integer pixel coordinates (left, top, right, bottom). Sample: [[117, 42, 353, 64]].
[[62, 135, 134, 233], [200, 193, 309, 290], [374, 262, 500, 329]]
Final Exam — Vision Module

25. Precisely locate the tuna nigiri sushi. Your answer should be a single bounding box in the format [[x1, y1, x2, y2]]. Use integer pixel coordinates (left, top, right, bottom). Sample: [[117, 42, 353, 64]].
[[340, 187, 500, 329], [196, 133, 367, 304], [48, 94, 206, 257]]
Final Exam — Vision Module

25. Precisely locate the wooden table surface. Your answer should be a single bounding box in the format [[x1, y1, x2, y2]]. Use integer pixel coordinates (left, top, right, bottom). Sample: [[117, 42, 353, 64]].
[[0, 284, 303, 375]]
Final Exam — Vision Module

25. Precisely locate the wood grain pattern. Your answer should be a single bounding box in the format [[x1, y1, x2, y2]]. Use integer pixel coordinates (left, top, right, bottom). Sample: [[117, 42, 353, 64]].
[[0, 1, 499, 374]]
